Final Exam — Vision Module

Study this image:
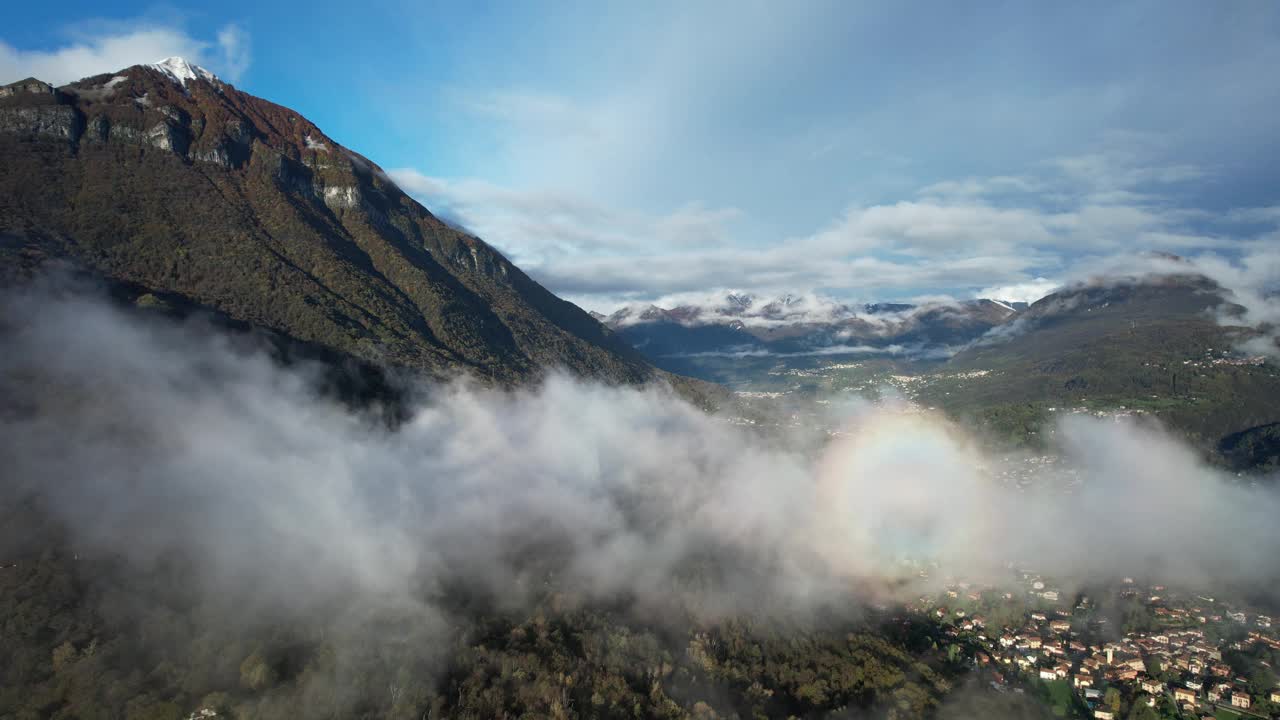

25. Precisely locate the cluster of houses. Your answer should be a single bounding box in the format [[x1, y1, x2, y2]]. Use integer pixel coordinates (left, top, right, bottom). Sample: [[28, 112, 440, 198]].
[[1046, 405, 1150, 422], [988, 453, 1081, 491], [1175, 352, 1270, 368], [1142, 346, 1271, 370], [1208, 356, 1269, 367], [918, 576, 1280, 718]]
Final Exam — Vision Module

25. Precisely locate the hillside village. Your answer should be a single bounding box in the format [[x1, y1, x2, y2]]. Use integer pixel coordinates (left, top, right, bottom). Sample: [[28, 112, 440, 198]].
[[913, 574, 1280, 719]]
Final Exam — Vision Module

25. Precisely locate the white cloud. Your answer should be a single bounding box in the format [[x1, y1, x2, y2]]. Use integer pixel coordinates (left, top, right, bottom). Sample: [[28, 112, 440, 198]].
[[1184, 244, 1280, 356], [392, 169, 1066, 304], [389, 168, 741, 266], [976, 277, 1060, 305], [357, 3, 1280, 329], [1224, 206, 1280, 224], [214, 24, 251, 82], [1050, 152, 1207, 195], [388, 67, 1280, 342], [6, 285, 1280, 630], [393, 157, 1271, 314], [918, 175, 1040, 199], [0, 21, 250, 86], [817, 201, 1056, 254]]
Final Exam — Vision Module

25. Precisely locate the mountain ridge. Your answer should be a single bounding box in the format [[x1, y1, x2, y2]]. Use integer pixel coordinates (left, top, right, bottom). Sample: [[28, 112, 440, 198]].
[[0, 60, 707, 394], [921, 274, 1280, 465], [601, 292, 1020, 362]]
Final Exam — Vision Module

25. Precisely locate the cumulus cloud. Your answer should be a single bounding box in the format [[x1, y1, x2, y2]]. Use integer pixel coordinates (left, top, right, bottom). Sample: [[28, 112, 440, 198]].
[[0, 21, 251, 86], [976, 277, 1060, 305], [369, 3, 1280, 320], [389, 175, 1064, 304], [3, 282, 1279, 633], [391, 159, 1280, 361], [389, 169, 740, 262], [391, 152, 1277, 319], [1191, 249, 1280, 357], [424, 3, 1280, 242]]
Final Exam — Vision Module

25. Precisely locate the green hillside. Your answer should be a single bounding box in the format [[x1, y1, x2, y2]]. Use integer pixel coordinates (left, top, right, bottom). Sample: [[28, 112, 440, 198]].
[[920, 277, 1280, 466]]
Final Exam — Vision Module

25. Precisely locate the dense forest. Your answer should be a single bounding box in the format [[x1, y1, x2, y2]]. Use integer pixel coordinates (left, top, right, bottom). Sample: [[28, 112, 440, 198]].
[[0, 498, 1023, 720]]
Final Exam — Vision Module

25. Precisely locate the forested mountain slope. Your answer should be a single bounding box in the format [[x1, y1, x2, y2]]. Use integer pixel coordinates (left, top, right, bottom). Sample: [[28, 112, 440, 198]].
[[0, 60, 658, 386], [928, 276, 1280, 466]]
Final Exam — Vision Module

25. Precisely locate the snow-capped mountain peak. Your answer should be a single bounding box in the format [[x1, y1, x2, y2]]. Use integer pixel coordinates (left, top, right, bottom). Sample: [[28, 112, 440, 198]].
[[148, 57, 218, 87]]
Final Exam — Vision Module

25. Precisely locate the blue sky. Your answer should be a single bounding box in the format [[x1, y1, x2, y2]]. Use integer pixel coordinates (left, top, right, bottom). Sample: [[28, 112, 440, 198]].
[[3, 1, 1279, 311]]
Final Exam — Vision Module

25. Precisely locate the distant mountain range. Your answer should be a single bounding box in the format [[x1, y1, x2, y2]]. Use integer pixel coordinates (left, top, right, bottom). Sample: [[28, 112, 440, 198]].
[[0, 58, 704, 394], [601, 279, 1279, 470], [597, 293, 1023, 359]]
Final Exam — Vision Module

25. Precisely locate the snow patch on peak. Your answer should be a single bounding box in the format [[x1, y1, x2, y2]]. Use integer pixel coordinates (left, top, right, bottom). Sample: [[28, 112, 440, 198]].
[[148, 57, 218, 87], [305, 134, 328, 151]]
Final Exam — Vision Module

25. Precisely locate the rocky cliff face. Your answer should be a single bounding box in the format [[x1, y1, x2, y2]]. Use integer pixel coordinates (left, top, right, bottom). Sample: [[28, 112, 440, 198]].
[[0, 60, 665, 386], [0, 79, 84, 140]]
